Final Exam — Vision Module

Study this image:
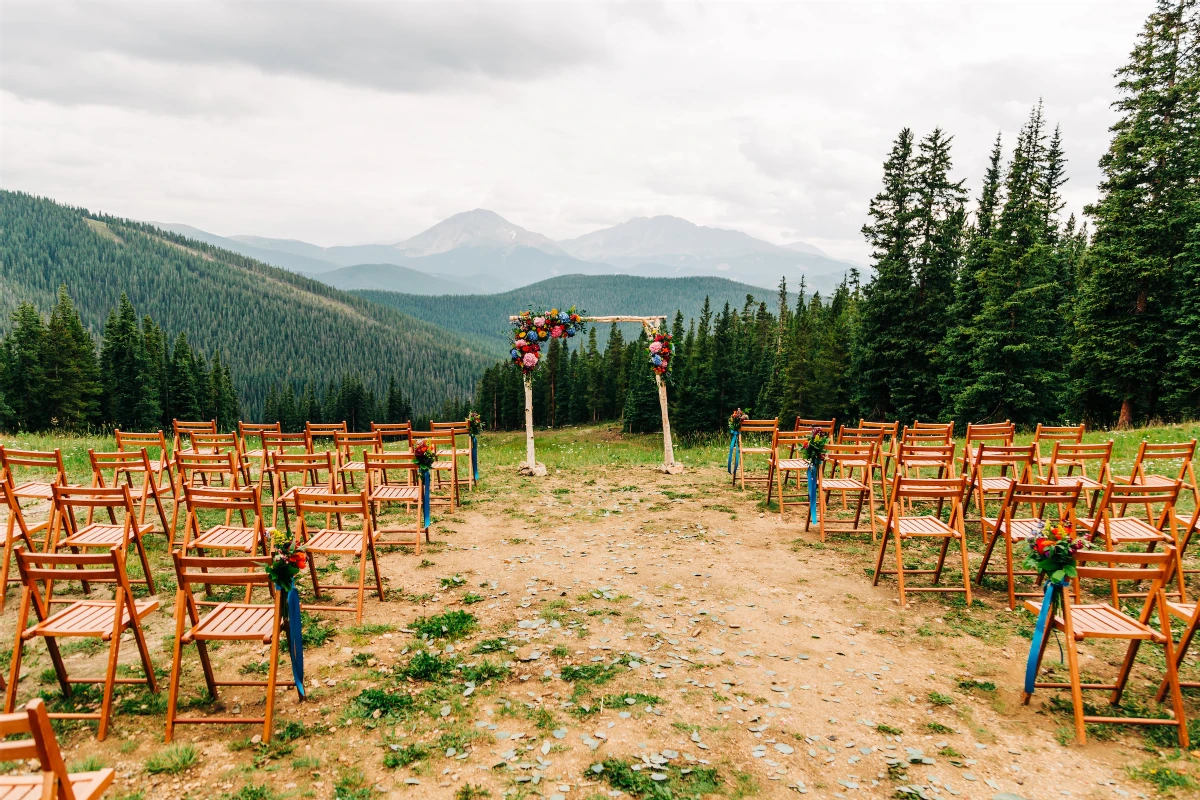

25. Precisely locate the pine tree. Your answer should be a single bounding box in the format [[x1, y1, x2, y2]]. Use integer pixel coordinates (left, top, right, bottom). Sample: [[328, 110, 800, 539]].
[[623, 333, 660, 433], [142, 316, 168, 428], [41, 286, 101, 429], [854, 128, 919, 420], [2, 303, 47, 430], [386, 377, 412, 423], [99, 293, 159, 429], [167, 332, 201, 422], [1074, 0, 1200, 426]]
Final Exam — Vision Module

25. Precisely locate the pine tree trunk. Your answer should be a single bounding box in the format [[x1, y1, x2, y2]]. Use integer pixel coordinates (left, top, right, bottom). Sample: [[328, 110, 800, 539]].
[[1118, 396, 1134, 430]]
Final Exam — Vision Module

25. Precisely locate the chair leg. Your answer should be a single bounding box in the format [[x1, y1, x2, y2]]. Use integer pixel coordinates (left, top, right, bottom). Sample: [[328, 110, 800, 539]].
[[0, 533, 13, 615], [872, 525, 891, 587], [98, 629, 123, 741], [263, 627, 282, 743], [959, 533, 973, 605], [355, 542, 369, 625], [1063, 631, 1087, 745], [166, 606, 187, 742], [894, 534, 908, 607]]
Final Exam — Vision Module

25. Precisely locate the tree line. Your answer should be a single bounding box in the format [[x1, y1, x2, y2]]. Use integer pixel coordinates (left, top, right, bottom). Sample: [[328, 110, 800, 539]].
[[474, 1, 1200, 432], [0, 288, 239, 432]]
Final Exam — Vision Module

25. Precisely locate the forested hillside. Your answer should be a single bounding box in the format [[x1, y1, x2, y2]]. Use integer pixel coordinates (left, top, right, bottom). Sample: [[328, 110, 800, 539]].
[[0, 192, 491, 416], [356, 273, 801, 355]]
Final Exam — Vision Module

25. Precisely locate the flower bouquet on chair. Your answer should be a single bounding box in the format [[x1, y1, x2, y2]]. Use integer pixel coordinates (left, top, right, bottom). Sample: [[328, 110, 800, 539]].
[[266, 527, 308, 699], [1022, 519, 1090, 694], [413, 438, 437, 529], [466, 411, 483, 483], [801, 428, 829, 524], [727, 409, 748, 475]]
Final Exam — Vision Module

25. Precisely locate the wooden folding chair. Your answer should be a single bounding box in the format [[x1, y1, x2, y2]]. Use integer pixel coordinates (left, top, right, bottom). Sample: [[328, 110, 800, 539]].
[[365, 452, 427, 552], [50, 485, 155, 594], [0, 479, 39, 614], [414, 431, 458, 511], [733, 418, 778, 490], [179, 485, 265, 556], [975, 482, 1081, 610], [1114, 439, 1199, 513], [115, 429, 177, 509], [834, 427, 887, 502], [432, 421, 474, 491], [891, 442, 956, 510], [172, 419, 217, 456], [5, 548, 159, 741], [269, 451, 339, 532], [0, 446, 71, 561], [767, 429, 812, 520], [258, 431, 311, 493], [858, 419, 900, 483], [963, 444, 1034, 532], [1022, 547, 1189, 748], [0, 697, 115, 799], [1156, 594, 1200, 702], [1080, 480, 1185, 603], [794, 418, 836, 437], [88, 449, 171, 537], [305, 421, 347, 453], [372, 422, 413, 451], [166, 553, 289, 743], [294, 489, 384, 624], [958, 421, 1014, 476], [1178, 501, 1200, 575], [1040, 441, 1113, 517], [816, 442, 877, 543], [872, 476, 970, 607], [334, 431, 382, 490], [1031, 423, 1085, 480], [238, 422, 282, 484], [171, 451, 243, 544], [191, 432, 250, 485]]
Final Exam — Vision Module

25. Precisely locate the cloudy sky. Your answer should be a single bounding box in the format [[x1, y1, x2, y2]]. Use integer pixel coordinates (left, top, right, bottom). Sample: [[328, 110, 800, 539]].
[[1, 1, 1149, 262]]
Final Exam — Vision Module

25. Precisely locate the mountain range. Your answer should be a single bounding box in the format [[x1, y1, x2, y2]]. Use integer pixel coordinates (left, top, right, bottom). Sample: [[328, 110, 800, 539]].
[[156, 210, 860, 297]]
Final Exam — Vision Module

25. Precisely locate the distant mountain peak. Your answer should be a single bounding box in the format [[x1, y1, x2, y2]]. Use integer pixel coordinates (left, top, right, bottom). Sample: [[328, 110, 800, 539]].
[[557, 214, 784, 261], [396, 209, 564, 257]]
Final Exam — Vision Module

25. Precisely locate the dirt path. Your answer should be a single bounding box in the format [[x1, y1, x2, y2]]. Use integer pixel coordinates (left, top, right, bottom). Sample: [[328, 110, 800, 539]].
[[4, 458, 1191, 800]]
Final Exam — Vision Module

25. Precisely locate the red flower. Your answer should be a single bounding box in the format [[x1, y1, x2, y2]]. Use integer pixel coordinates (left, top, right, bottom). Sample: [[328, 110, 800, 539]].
[[1035, 538, 1052, 555]]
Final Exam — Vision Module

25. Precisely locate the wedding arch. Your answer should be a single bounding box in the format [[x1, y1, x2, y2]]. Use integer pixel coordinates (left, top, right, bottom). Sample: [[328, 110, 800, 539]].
[[508, 310, 681, 475]]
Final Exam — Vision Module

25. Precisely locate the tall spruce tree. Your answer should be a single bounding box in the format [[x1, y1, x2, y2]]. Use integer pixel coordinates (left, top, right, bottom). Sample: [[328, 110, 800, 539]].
[[1074, 0, 1200, 426], [167, 332, 201, 422], [2, 304, 47, 430], [42, 286, 101, 428], [99, 293, 160, 429]]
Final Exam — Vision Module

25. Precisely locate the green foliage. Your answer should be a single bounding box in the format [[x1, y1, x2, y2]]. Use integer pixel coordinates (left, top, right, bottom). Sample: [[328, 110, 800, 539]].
[[400, 650, 458, 682], [411, 610, 478, 640], [560, 663, 620, 685], [383, 743, 429, 769], [927, 691, 955, 707], [353, 688, 415, 717], [454, 785, 491, 800], [1127, 762, 1196, 792], [144, 743, 197, 775], [587, 758, 721, 800], [301, 613, 336, 647], [460, 658, 510, 683]]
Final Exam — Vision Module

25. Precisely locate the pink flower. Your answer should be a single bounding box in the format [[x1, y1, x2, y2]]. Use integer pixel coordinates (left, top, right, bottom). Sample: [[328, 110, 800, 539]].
[[649, 341, 663, 353], [551, 325, 565, 338], [522, 352, 538, 368], [533, 317, 546, 327]]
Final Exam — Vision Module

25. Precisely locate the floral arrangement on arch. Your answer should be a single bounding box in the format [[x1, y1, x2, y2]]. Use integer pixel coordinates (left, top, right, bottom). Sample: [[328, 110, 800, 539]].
[[647, 328, 672, 375], [510, 307, 586, 375]]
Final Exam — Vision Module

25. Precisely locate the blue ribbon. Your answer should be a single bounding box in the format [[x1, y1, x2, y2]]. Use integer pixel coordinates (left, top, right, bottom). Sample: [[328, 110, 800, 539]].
[[1024, 579, 1068, 694], [727, 430, 739, 474], [470, 434, 479, 483], [807, 466, 819, 524], [420, 468, 431, 529], [282, 586, 306, 700]]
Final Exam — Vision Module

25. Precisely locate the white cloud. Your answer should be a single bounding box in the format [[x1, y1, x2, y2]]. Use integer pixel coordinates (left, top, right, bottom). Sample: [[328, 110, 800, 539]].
[[0, 0, 1152, 263]]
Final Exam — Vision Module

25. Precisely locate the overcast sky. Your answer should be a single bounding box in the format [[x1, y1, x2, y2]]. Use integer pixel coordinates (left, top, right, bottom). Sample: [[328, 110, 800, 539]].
[[1, 1, 1149, 262]]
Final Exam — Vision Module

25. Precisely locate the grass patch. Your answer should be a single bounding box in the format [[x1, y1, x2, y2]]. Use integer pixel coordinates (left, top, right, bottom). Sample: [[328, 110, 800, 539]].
[[221, 785, 278, 800], [412, 610, 478, 640], [1127, 762, 1196, 792], [347, 622, 395, 636], [461, 658, 510, 684], [560, 663, 620, 685], [353, 688, 415, 718], [925, 722, 955, 734], [956, 678, 996, 693], [587, 758, 721, 799], [401, 650, 458, 682], [461, 592, 485, 605], [472, 637, 510, 654], [927, 691, 955, 707], [876, 723, 903, 736], [145, 743, 197, 775], [333, 768, 373, 800], [383, 743, 429, 769], [301, 612, 336, 647], [69, 755, 105, 772], [455, 785, 491, 800], [603, 692, 663, 708], [439, 574, 466, 589]]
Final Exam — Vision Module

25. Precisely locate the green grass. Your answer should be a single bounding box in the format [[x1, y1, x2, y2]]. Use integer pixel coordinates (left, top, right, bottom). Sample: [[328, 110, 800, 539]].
[[69, 755, 105, 772], [144, 743, 197, 775], [400, 650, 458, 682], [472, 637, 510, 654], [461, 658, 510, 683], [383, 743, 429, 769], [221, 784, 279, 800], [927, 691, 955, 707], [876, 723, 903, 736], [454, 785, 491, 800], [560, 663, 620, 685], [1127, 761, 1196, 792], [333, 768, 373, 800], [353, 688, 415, 717], [301, 612, 336, 647], [461, 592, 485, 604], [587, 758, 721, 799], [411, 610, 478, 640], [925, 722, 955, 734]]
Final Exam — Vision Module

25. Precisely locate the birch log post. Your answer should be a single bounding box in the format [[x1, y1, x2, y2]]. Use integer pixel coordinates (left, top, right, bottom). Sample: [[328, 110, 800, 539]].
[[518, 374, 546, 476], [654, 372, 683, 473]]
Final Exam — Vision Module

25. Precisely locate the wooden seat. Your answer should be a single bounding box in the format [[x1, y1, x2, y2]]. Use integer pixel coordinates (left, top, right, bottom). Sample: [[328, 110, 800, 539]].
[[190, 433, 249, 485], [268, 450, 339, 532], [89, 448, 171, 537], [171, 451, 243, 545], [1022, 547, 1188, 747], [365, 451, 427, 552], [172, 419, 218, 457], [733, 419, 778, 490], [976, 483, 1081, 609], [5, 549, 159, 741], [432, 421, 475, 491], [959, 421, 1014, 471], [0, 480, 43, 615], [51, 485, 155, 594], [179, 485, 265, 557], [1040, 441, 1112, 517], [1031, 423, 1085, 478], [872, 476, 970, 607], [0, 698, 115, 800], [166, 553, 291, 743], [334, 431, 382, 490], [815, 442, 877, 542], [1080, 480, 1184, 603], [295, 489, 383, 624], [963, 444, 1033, 532], [766, 429, 813, 520], [1159, 600, 1200, 699]]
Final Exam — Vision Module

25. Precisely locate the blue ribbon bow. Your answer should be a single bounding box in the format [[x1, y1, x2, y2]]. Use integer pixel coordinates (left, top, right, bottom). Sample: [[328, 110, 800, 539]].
[[727, 430, 740, 474], [470, 434, 479, 483], [281, 586, 306, 700], [420, 468, 431, 529], [1024, 578, 1069, 694]]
